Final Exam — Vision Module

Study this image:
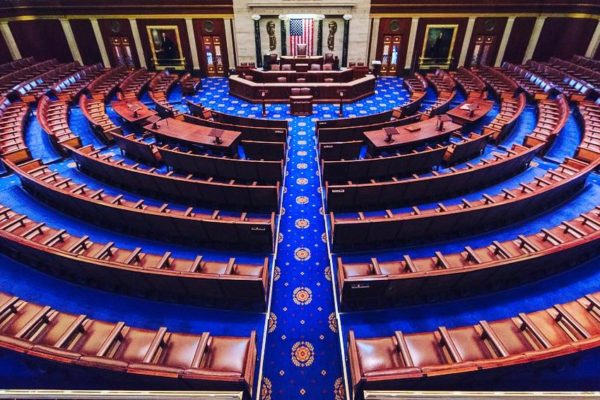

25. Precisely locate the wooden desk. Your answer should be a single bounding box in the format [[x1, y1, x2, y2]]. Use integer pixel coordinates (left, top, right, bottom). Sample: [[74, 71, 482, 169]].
[[111, 100, 158, 125], [143, 118, 241, 156], [364, 117, 462, 155], [280, 56, 323, 68], [447, 98, 495, 125], [229, 74, 376, 103]]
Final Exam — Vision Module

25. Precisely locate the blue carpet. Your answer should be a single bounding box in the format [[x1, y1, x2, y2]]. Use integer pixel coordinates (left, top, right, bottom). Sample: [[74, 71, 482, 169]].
[[5, 75, 600, 397]]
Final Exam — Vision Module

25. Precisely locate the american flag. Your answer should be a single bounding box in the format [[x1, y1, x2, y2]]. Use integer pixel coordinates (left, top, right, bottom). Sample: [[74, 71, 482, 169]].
[[289, 18, 313, 56]]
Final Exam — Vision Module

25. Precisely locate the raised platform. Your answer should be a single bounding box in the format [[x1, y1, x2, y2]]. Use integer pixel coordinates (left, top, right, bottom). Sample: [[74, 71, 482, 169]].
[[228, 74, 376, 103]]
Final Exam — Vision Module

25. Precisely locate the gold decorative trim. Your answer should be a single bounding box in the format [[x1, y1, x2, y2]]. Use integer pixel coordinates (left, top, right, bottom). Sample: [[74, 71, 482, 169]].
[[419, 23, 458, 69], [363, 391, 600, 399], [0, 14, 233, 23], [368, 12, 600, 19], [145, 24, 186, 70], [0, 390, 243, 400]]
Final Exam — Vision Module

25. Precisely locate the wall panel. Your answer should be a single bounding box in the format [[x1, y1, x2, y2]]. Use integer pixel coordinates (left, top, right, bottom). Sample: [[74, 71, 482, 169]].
[[464, 17, 508, 67], [70, 19, 102, 65], [533, 17, 597, 61], [501, 17, 535, 64], [9, 19, 72, 62], [98, 18, 140, 67], [375, 18, 412, 75]]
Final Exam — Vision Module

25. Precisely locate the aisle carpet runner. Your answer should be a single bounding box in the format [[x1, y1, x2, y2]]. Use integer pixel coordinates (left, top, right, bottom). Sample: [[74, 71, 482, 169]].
[[190, 78, 410, 399]]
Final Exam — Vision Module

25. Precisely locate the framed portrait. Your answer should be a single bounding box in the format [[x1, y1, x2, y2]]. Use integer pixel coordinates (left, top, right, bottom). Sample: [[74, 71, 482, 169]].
[[419, 24, 458, 70], [146, 25, 186, 70]]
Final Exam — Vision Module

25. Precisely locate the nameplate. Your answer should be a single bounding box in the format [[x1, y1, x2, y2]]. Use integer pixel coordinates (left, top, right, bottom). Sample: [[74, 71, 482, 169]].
[[323, 145, 333, 149], [351, 284, 371, 289], [331, 189, 345, 193], [251, 227, 266, 232]]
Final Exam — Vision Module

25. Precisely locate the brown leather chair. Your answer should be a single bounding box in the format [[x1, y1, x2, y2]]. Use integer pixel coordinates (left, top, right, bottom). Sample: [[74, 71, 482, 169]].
[[310, 64, 322, 71], [281, 64, 292, 71], [271, 64, 281, 71], [297, 43, 308, 57], [290, 87, 313, 116], [277, 77, 287, 83], [324, 77, 335, 83], [296, 78, 306, 83], [323, 63, 333, 71]]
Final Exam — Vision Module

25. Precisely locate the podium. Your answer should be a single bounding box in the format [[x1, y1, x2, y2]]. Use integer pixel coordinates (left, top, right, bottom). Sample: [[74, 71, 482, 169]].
[[290, 88, 313, 116]]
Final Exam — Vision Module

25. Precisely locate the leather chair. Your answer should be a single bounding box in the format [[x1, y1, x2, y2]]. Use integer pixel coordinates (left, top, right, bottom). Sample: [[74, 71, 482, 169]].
[[310, 64, 322, 71], [323, 64, 333, 71], [277, 77, 287, 83], [271, 64, 281, 71], [296, 78, 306, 83], [290, 88, 313, 116], [297, 43, 308, 57], [324, 53, 335, 64], [281, 64, 292, 71]]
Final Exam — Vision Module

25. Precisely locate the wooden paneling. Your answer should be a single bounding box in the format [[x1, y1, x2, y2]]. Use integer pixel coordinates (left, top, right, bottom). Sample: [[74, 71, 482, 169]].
[[533, 17, 598, 61], [370, 0, 599, 14], [69, 19, 102, 65], [98, 18, 140, 67], [412, 17, 468, 70], [0, 32, 11, 63], [136, 18, 191, 70], [0, 0, 233, 18], [193, 19, 229, 76], [501, 17, 535, 64], [376, 18, 412, 75], [464, 17, 507, 67], [9, 19, 72, 62]]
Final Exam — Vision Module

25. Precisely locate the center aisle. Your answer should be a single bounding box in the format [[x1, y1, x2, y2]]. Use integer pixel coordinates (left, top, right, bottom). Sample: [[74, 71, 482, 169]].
[[185, 77, 410, 399], [259, 111, 345, 399]]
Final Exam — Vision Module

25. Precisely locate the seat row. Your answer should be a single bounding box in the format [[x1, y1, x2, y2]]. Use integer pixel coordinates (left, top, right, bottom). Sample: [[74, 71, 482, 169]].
[[523, 94, 569, 152], [316, 113, 420, 144], [0, 57, 35, 76], [330, 158, 596, 250], [423, 70, 457, 117], [473, 65, 520, 97], [451, 67, 487, 97], [6, 158, 275, 251], [0, 202, 270, 303], [480, 90, 526, 143], [117, 68, 155, 100], [51, 63, 104, 103], [526, 61, 592, 102], [86, 65, 131, 101], [37, 95, 82, 152], [148, 71, 180, 118], [348, 291, 600, 398], [66, 144, 281, 212], [0, 98, 30, 164], [0, 59, 58, 97], [501, 62, 555, 99], [180, 73, 201, 95], [186, 102, 288, 143], [0, 291, 257, 397], [572, 55, 600, 73], [15, 61, 82, 104], [325, 143, 541, 211], [575, 99, 600, 163], [548, 57, 600, 92], [337, 205, 600, 307], [79, 95, 122, 142], [321, 131, 489, 183], [111, 132, 284, 183], [401, 73, 428, 116]]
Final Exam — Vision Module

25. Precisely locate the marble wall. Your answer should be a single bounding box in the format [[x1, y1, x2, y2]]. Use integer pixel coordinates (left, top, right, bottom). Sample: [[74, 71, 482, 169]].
[[232, 0, 372, 65]]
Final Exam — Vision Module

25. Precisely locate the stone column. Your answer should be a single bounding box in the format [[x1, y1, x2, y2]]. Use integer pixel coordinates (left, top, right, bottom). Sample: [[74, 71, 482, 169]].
[[60, 18, 82, 64], [585, 19, 600, 58], [90, 18, 111, 67], [185, 18, 201, 71], [495, 16, 515, 67], [0, 21, 21, 60], [523, 16, 546, 63], [458, 17, 476, 67], [280, 16, 287, 56], [405, 17, 419, 71], [342, 14, 351, 67], [317, 19, 323, 56], [252, 14, 262, 67]]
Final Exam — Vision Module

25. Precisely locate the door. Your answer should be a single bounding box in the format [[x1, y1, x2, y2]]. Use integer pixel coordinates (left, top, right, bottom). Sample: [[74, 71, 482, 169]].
[[202, 36, 225, 76], [379, 35, 402, 76], [470, 35, 495, 66], [109, 37, 134, 68]]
